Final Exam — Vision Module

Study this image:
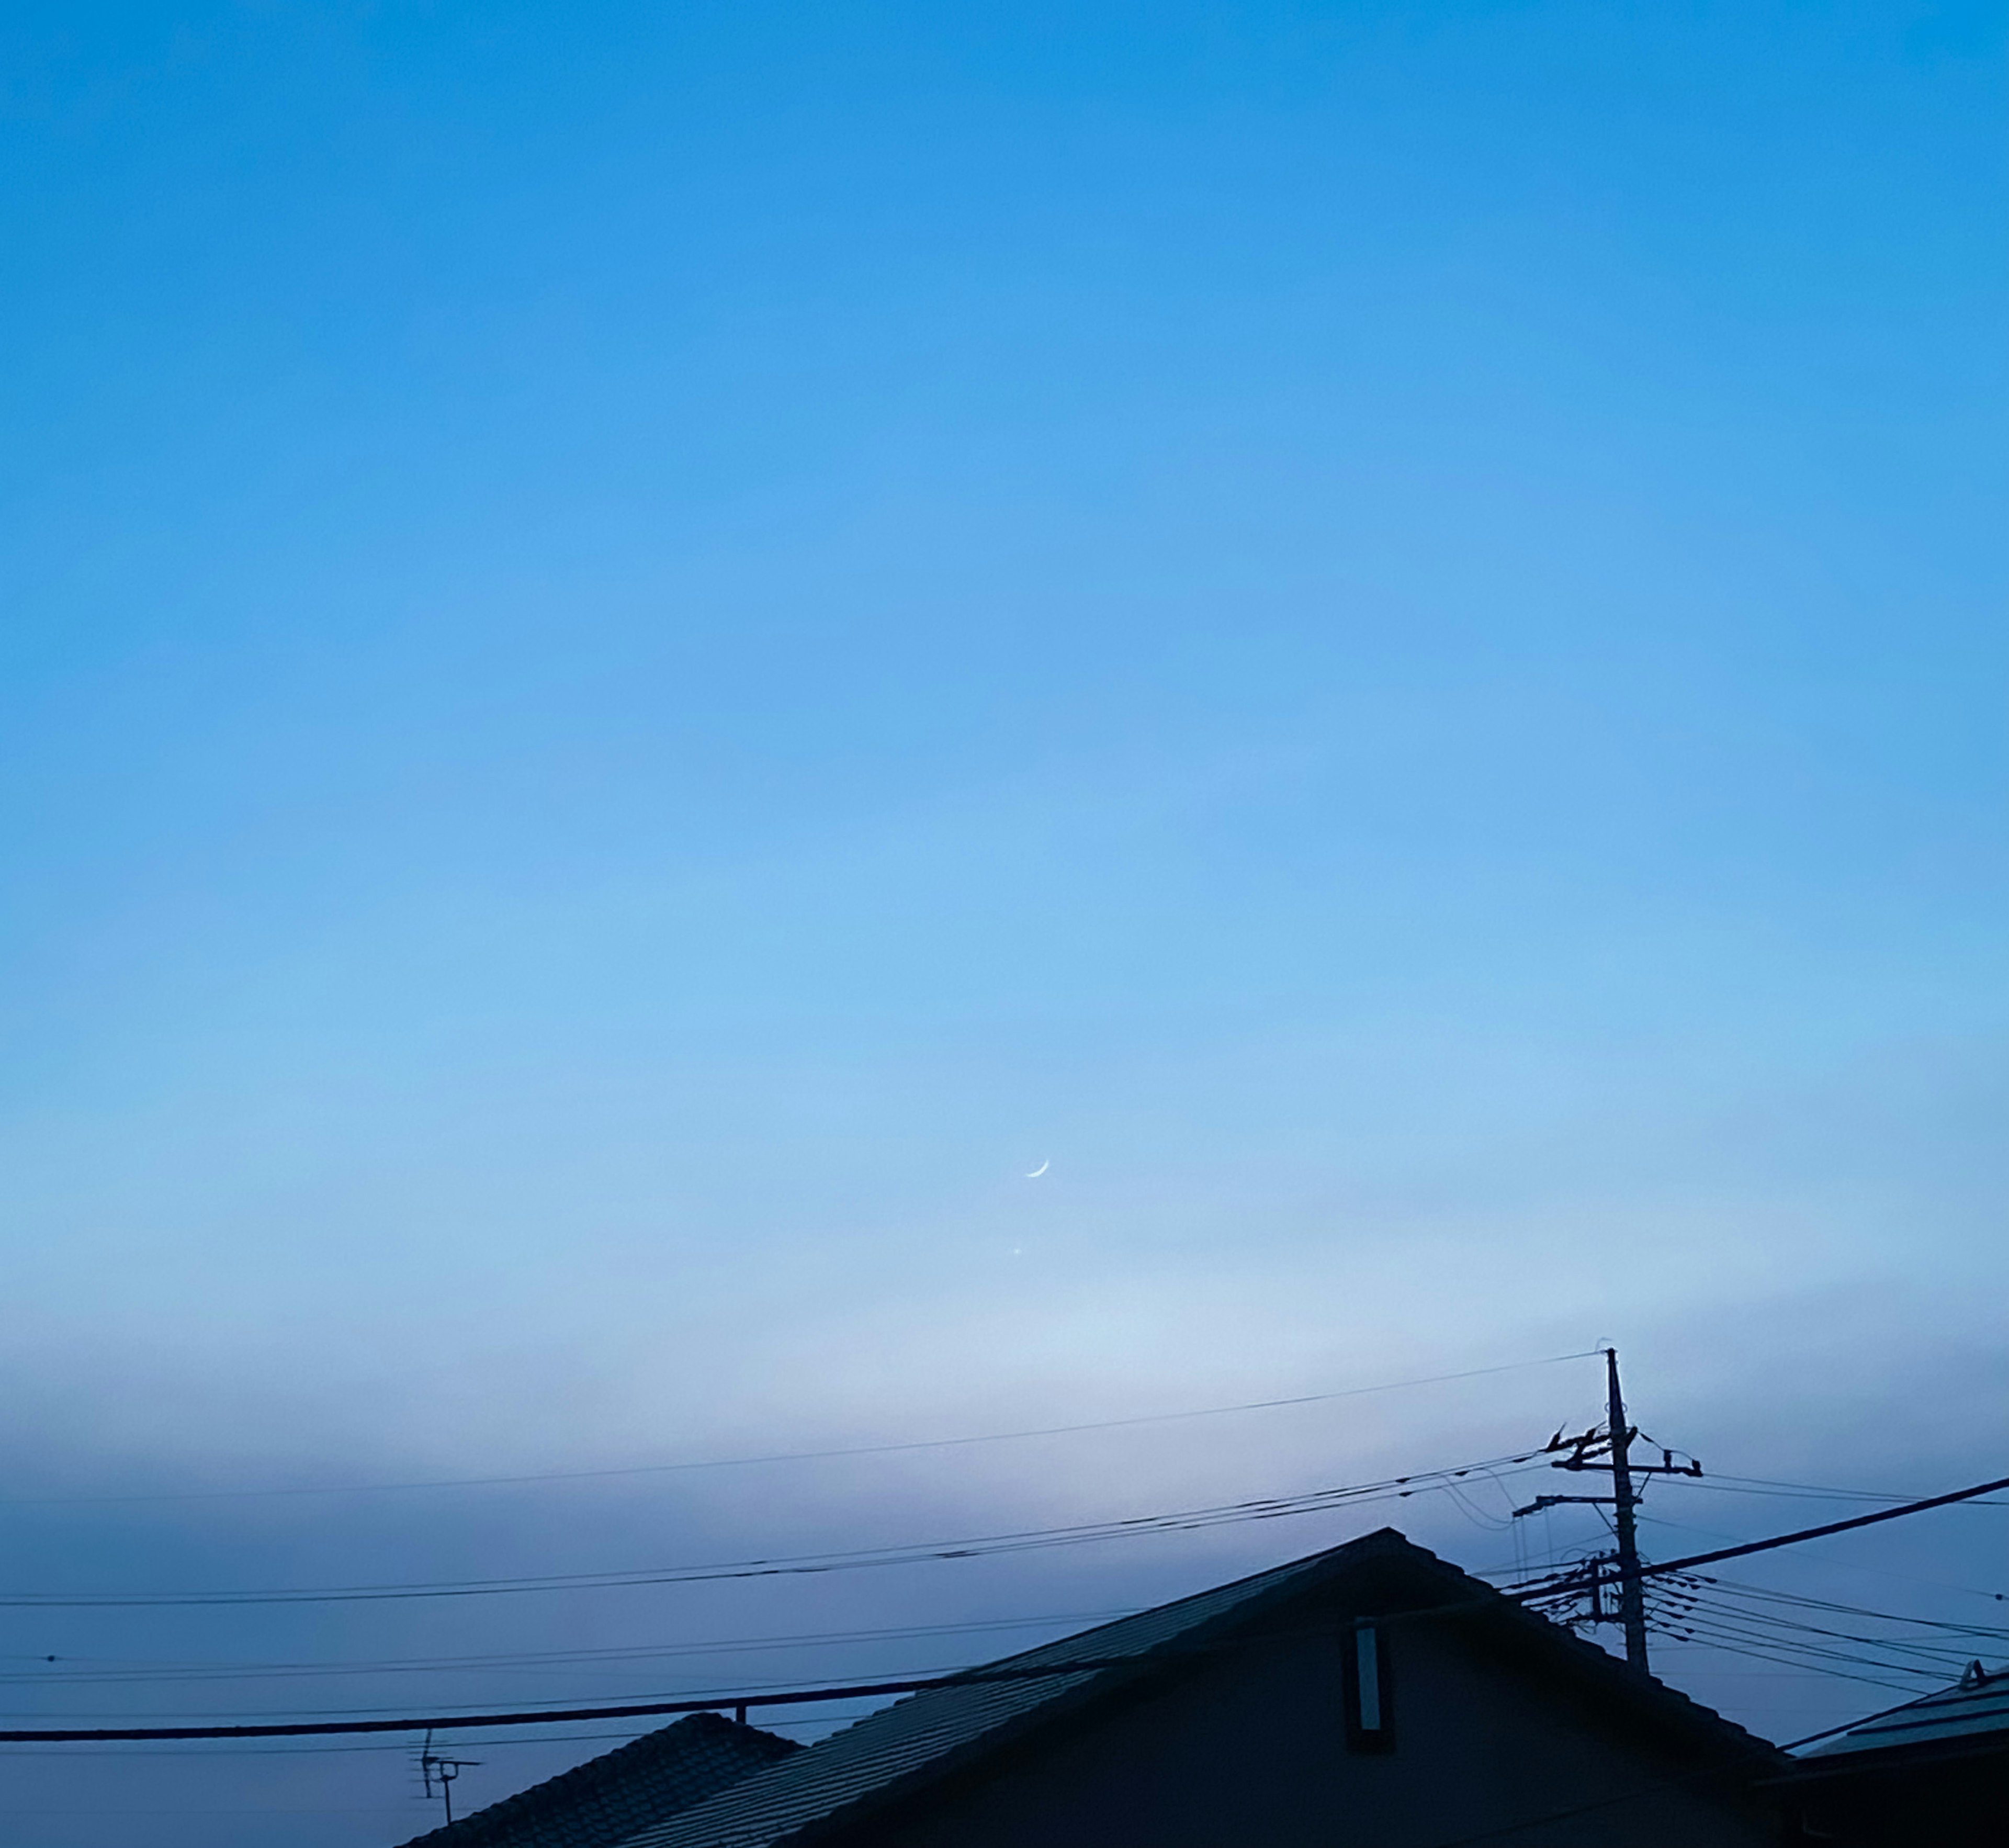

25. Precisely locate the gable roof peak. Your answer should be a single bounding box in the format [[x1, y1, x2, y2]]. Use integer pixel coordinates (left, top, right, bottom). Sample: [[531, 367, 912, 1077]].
[[616, 1528, 1776, 1848]]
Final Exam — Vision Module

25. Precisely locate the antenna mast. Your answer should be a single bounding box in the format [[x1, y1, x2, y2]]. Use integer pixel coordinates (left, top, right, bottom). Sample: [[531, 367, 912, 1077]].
[[419, 1728, 480, 1828]]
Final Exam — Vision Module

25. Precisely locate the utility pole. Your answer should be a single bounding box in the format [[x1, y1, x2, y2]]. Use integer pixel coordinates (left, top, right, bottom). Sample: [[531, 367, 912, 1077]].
[[1604, 1346, 1649, 1674], [1515, 1346, 1701, 1677]]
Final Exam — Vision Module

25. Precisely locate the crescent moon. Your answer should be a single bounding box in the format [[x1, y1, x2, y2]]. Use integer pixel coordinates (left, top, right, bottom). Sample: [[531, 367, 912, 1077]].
[[1025, 1159, 1050, 1178]]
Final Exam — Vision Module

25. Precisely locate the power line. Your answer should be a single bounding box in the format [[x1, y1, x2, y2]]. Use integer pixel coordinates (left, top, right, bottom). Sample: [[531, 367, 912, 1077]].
[[0, 1718, 859, 1756], [0, 1655, 1065, 1723], [0, 1609, 1145, 1687], [1637, 1511, 2009, 1605], [0, 1450, 1552, 1608], [1510, 1470, 2009, 1598], [1643, 1572, 2009, 1695], [0, 1350, 1600, 1507], [1652, 1605, 1959, 1684], [1653, 1632, 1920, 1694], [0, 1661, 1223, 1743], [1669, 1591, 1988, 1666], [1694, 1474, 2009, 1509], [8, 1469, 2003, 1746], [1696, 1575, 2009, 1641]]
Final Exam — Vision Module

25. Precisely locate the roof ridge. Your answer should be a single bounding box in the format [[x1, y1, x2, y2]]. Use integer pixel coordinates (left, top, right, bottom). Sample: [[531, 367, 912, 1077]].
[[969, 1526, 1405, 1674]]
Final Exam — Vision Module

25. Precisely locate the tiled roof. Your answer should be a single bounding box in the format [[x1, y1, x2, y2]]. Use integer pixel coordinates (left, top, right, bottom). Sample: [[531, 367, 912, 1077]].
[[616, 1528, 1777, 1848], [393, 1711, 800, 1848], [1797, 1659, 2009, 1761]]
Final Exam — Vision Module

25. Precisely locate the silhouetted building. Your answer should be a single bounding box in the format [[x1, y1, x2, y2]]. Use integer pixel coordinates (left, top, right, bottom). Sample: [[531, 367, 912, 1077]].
[[612, 1528, 1785, 1848], [395, 1710, 799, 1848], [1771, 1658, 2009, 1846]]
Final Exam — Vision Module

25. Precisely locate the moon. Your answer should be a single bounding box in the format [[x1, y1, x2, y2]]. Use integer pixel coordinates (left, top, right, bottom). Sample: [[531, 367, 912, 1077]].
[[1024, 1159, 1049, 1178]]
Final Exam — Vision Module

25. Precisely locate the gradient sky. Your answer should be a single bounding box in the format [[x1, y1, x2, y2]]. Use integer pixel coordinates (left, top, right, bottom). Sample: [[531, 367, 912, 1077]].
[[2, 2, 2006, 1842]]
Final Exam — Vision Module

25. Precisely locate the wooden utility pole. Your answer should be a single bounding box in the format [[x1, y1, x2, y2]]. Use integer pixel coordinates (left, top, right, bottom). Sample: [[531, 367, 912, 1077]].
[[1605, 1346, 1650, 1673], [1519, 1346, 1702, 1674]]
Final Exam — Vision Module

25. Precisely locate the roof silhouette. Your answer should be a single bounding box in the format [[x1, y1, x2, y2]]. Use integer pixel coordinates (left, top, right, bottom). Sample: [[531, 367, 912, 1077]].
[[393, 1710, 799, 1848], [617, 1527, 1778, 1848], [1798, 1658, 2009, 1762]]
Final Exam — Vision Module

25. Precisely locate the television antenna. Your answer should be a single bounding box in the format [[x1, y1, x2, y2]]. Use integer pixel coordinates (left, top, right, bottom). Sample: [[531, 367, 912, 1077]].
[[418, 1727, 481, 1827]]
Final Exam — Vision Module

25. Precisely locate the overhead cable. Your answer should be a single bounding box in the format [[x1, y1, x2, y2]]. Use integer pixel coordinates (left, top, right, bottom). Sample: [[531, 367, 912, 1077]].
[[0, 1350, 1600, 1506], [6, 1468, 2004, 1745], [0, 1451, 1552, 1608]]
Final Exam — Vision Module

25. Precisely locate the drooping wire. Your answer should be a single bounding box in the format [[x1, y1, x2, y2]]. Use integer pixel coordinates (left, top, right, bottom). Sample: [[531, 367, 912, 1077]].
[[0, 1351, 1603, 1508], [0, 1450, 1557, 1608], [0, 1609, 1147, 1687]]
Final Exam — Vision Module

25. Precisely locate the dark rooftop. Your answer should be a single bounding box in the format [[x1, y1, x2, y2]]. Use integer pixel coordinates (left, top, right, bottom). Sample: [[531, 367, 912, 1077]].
[[1797, 1659, 2009, 1762], [614, 1527, 1777, 1848], [393, 1710, 800, 1848]]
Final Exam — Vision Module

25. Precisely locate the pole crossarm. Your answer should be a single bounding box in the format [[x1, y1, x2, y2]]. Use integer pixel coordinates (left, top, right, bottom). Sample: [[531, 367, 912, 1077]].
[[1510, 1494, 1613, 1517]]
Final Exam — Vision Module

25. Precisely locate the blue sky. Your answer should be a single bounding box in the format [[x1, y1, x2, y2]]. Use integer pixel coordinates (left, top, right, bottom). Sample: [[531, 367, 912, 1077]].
[[2, 2, 2006, 1842]]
